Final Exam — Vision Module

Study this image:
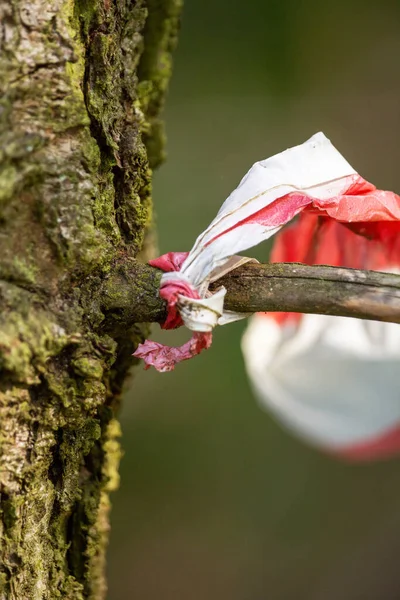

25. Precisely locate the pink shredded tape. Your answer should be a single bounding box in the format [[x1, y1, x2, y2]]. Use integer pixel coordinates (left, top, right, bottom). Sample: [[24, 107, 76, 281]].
[[133, 132, 400, 373], [134, 252, 212, 372]]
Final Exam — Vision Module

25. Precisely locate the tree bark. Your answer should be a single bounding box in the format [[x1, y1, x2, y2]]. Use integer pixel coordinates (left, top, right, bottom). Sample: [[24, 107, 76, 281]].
[[0, 1, 181, 598]]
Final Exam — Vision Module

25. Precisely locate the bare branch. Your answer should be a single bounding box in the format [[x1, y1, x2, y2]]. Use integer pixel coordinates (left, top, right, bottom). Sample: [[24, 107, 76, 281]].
[[215, 263, 400, 324]]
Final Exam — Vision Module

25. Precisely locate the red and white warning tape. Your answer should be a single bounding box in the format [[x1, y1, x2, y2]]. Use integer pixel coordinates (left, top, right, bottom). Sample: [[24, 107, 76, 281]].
[[134, 132, 400, 460]]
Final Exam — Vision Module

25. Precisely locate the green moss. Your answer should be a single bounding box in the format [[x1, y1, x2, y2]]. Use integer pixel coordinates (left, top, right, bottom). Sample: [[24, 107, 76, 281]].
[[12, 257, 38, 284], [60, 64, 90, 132], [92, 170, 121, 245], [0, 165, 18, 204], [0, 573, 7, 593], [102, 418, 122, 493], [0, 307, 69, 381], [0, 258, 38, 288], [73, 0, 98, 39], [98, 259, 164, 327], [138, 0, 183, 168], [72, 356, 104, 379]]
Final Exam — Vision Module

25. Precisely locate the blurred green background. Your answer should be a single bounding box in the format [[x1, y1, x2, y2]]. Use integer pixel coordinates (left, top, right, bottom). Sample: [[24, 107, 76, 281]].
[[108, 2, 400, 598]]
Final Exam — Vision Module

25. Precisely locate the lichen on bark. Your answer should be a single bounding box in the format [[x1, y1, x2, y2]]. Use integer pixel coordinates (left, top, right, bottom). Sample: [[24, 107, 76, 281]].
[[0, 0, 181, 598]]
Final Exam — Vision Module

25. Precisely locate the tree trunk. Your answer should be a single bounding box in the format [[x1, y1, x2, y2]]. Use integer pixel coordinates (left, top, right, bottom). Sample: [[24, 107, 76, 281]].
[[0, 0, 181, 598]]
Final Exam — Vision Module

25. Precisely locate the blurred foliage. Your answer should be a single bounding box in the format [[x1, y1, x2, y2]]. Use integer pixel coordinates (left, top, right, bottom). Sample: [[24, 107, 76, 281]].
[[108, 1, 400, 598]]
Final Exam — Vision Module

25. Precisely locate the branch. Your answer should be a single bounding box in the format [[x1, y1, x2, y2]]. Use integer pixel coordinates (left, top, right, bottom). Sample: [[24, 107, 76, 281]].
[[99, 261, 400, 329], [215, 263, 400, 324]]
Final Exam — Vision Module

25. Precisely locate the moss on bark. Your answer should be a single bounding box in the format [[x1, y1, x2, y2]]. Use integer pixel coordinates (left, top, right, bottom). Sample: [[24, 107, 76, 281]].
[[0, 0, 181, 598]]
